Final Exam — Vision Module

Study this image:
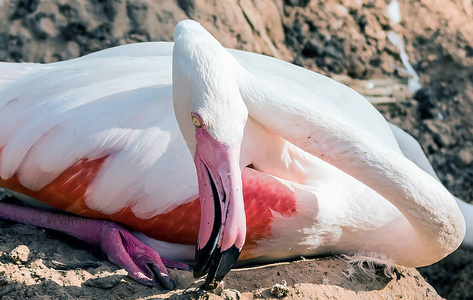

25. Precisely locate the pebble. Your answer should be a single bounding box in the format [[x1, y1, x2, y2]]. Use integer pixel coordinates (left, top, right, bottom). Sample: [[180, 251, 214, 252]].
[[270, 281, 290, 298], [37, 17, 57, 38], [220, 289, 242, 300], [9, 245, 30, 264], [84, 269, 127, 289], [454, 148, 473, 167]]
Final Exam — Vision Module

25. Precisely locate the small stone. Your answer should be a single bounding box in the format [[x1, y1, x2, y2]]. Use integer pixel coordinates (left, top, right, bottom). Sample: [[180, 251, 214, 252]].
[[427, 54, 437, 61], [29, 259, 47, 269], [302, 38, 324, 57], [333, 5, 349, 17], [65, 41, 80, 58], [9, 245, 30, 264], [84, 270, 127, 289], [221, 289, 242, 300], [25, 15, 57, 40], [454, 148, 473, 167], [37, 17, 57, 38], [270, 281, 290, 298]]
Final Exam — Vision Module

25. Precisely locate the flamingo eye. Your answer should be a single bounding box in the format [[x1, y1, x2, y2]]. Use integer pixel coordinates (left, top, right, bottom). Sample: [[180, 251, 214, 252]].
[[192, 115, 202, 128]]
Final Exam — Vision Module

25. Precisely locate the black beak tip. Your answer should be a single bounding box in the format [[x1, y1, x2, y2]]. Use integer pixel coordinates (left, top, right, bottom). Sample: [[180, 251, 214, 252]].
[[200, 245, 242, 290], [193, 246, 215, 279], [214, 245, 241, 277]]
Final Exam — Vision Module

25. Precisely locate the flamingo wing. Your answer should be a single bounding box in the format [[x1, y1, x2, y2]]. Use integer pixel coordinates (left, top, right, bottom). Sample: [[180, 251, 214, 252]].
[[0, 46, 197, 220]]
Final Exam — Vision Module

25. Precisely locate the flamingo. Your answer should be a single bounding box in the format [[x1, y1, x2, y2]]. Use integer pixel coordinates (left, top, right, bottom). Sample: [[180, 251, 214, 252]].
[[0, 20, 468, 289]]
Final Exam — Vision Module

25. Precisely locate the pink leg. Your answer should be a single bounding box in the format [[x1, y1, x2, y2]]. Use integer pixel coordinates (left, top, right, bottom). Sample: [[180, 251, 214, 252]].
[[0, 202, 189, 289]]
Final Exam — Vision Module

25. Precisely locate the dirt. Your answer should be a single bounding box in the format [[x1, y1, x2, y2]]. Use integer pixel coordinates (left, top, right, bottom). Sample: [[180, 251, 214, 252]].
[[0, 0, 472, 299], [0, 214, 441, 299]]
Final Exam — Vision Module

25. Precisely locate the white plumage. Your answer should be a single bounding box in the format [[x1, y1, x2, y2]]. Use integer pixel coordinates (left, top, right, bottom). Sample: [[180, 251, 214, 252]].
[[0, 20, 469, 271]]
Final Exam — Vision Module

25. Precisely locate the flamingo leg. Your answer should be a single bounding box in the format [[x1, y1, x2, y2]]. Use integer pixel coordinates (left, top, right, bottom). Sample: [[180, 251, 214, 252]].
[[0, 202, 189, 289]]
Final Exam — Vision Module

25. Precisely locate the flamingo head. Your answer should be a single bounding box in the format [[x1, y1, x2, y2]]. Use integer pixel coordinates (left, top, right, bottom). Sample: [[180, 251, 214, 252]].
[[172, 20, 248, 288]]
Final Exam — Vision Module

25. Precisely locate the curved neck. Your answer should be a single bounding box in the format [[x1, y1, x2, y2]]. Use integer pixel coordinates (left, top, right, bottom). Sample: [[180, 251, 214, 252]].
[[240, 79, 465, 267]]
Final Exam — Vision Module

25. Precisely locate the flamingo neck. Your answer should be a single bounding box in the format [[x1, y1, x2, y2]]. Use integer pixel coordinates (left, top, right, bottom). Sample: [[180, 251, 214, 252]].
[[240, 81, 465, 267]]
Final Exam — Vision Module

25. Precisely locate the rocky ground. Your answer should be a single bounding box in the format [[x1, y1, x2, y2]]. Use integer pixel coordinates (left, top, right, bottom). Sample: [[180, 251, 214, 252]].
[[0, 0, 472, 299]]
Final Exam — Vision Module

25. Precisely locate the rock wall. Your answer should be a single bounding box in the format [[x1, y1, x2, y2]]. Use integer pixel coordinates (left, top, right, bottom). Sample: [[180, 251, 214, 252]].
[[0, 0, 292, 62], [0, 0, 404, 78]]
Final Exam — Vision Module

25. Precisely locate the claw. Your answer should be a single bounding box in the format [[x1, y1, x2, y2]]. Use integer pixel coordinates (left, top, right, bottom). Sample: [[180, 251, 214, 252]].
[[130, 272, 156, 287], [151, 264, 177, 290], [97, 221, 186, 289]]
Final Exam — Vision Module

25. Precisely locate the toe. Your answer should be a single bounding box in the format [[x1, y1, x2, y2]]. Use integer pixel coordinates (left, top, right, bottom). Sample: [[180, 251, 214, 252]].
[[128, 271, 156, 287], [98, 221, 180, 289], [151, 264, 177, 290]]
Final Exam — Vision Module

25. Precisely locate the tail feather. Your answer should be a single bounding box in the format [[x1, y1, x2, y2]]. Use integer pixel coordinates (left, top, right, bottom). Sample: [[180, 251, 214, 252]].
[[338, 253, 397, 279]]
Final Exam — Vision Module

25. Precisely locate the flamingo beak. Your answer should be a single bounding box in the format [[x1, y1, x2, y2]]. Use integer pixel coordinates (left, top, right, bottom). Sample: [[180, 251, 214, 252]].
[[193, 129, 246, 289]]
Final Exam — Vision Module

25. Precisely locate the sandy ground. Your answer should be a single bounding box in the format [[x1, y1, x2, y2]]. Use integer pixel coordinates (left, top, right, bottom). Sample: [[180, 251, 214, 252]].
[[0, 215, 441, 299]]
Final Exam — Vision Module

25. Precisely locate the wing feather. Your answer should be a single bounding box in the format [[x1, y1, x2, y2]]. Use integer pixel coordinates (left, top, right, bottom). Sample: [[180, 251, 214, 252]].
[[0, 45, 197, 217]]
